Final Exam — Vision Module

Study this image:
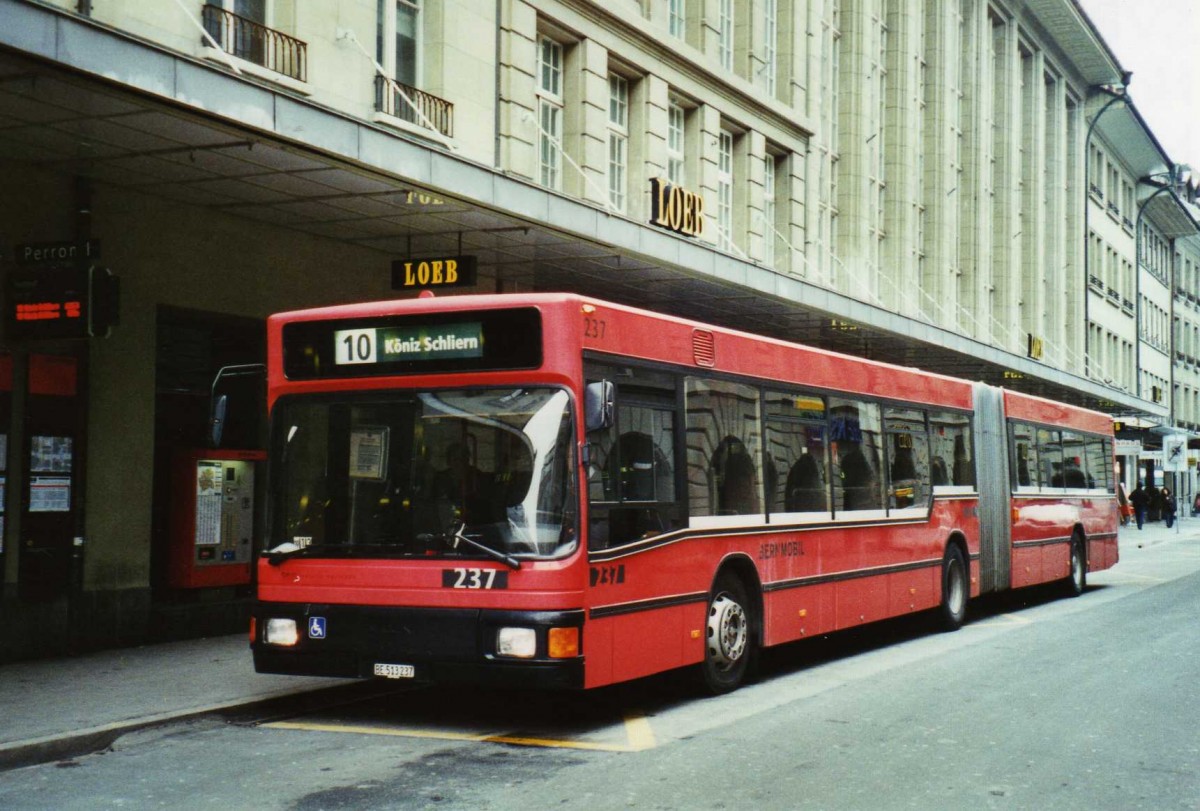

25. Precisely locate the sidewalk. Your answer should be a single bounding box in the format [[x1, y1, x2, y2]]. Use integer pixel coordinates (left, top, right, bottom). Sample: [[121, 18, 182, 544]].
[[0, 633, 348, 771], [1120, 514, 1198, 548], [1, 518, 1196, 773]]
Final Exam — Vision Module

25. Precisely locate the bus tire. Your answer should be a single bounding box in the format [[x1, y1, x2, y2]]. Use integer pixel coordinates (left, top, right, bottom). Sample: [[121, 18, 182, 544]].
[[938, 545, 968, 631], [700, 573, 755, 694], [1064, 533, 1086, 597]]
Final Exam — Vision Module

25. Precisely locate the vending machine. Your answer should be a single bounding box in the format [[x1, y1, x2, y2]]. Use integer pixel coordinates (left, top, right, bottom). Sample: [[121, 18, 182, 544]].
[[167, 448, 264, 588]]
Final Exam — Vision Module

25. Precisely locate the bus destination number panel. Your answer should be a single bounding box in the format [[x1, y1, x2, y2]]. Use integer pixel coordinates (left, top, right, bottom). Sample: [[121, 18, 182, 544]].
[[282, 308, 543, 379]]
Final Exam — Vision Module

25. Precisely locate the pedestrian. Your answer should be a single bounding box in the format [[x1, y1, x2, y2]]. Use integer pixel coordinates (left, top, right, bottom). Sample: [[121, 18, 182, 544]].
[[1117, 481, 1132, 526], [1129, 481, 1149, 530], [1162, 486, 1177, 529]]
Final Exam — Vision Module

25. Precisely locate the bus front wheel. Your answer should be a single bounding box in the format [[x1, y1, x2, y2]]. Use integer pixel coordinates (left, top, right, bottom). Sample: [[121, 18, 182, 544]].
[[700, 574, 755, 694]]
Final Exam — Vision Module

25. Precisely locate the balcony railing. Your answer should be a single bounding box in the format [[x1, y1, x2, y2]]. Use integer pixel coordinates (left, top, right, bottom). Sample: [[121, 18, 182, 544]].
[[375, 75, 453, 139], [202, 4, 307, 83]]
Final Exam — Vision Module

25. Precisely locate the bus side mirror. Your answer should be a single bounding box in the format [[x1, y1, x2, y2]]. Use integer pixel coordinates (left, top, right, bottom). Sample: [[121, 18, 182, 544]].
[[585, 381, 614, 432], [210, 394, 228, 448], [208, 363, 265, 448]]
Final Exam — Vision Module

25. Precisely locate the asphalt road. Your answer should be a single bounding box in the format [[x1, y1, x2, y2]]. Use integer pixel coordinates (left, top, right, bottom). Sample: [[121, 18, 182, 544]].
[[2, 533, 1197, 811]]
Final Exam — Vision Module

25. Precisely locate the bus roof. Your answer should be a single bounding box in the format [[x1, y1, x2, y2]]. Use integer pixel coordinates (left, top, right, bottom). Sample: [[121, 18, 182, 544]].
[[272, 292, 1095, 416], [1003, 387, 1113, 435]]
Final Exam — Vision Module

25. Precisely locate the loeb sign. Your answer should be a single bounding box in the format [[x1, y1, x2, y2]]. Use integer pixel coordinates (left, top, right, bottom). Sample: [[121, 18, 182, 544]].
[[391, 255, 478, 290], [649, 177, 704, 238]]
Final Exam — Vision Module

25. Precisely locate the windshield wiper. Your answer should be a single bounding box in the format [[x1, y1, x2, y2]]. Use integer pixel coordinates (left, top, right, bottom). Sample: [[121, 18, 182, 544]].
[[266, 542, 341, 566], [417, 523, 521, 570], [265, 542, 400, 566]]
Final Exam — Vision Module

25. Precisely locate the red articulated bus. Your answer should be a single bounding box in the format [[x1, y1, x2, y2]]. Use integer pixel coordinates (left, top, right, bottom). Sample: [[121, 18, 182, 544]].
[[251, 293, 1118, 692]]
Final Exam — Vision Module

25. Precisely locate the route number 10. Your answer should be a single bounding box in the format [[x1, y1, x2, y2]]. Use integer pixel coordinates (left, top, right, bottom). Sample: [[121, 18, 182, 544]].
[[334, 328, 377, 365]]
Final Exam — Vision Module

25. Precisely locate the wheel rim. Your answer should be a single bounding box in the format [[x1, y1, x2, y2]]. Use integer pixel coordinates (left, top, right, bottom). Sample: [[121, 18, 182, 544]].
[[1071, 544, 1084, 589], [946, 558, 965, 616], [707, 593, 747, 670]]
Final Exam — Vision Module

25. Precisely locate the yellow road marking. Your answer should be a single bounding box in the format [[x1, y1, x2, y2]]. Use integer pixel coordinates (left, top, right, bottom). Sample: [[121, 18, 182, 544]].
[[622, 712, 657, 751], [265, 710, 658, 753]]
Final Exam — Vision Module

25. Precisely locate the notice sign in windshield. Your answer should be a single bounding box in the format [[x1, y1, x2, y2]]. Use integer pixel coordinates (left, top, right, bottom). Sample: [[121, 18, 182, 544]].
[[335, 322, 484, 365]]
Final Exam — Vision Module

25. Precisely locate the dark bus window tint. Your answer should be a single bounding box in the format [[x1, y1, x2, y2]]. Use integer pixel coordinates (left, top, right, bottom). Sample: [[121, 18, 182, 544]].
[[1039, 427, 1063, 489], [1011, 422, 1039, 488], [764, 390, 829, 514], [686, 378, 763, 517], [584, 363, 680, 549], [1100, 438, 1115, 491], [829, 398, 884, 512], [613, 404, 676, 503], [1060, 431, 1090, 488], [930, 411, 975, 487], [1080, 434, 1113, 492], [884, 407, 929, 509]]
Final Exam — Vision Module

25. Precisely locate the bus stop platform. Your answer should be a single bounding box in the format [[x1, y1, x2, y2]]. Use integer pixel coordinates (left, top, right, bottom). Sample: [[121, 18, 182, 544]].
[[0, 630, 350, 772], [0, 519, 1194, 772]]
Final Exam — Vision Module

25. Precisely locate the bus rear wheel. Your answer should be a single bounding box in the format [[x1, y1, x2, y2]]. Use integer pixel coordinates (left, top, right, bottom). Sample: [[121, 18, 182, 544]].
[[938, 545, 968, 631], [700, 574, 755, 694], [1063, 533, 1086, 597]]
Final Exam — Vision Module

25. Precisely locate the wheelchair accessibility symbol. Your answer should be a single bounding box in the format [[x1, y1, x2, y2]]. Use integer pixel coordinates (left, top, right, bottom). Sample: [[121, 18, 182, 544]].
[[308, 617, 326, 639]]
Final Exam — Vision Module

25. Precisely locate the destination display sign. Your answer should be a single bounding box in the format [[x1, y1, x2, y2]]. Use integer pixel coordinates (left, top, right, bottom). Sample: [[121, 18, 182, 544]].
[[281, 308, 542, 379], [334, 322, 484, 365]]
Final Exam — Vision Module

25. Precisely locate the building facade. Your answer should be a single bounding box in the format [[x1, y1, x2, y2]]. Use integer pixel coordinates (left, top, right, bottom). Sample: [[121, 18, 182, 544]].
[[0, 0, 1196, 660]]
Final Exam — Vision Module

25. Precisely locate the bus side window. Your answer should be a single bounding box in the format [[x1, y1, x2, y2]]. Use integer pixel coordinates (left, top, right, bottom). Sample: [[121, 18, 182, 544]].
[[883, 407, 929, 509], [685, 378, 764, 518], [764, 389, 829, 515], [1081, 433, 1107, 491], [1039, 427, 1063, 489], [830, 398, 884, 512], [929, 411, 974, 488], [1009, 422, 1038, 489], [612, 406, 675, 503], [585, 364, 680, 549], [712, 436, 759, 515], [785, 454, 826, 511], [1060, 431, 1089, 488]]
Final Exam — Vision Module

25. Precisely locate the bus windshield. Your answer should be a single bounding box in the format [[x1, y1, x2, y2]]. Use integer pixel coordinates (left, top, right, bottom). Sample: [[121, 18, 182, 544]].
[[270, 387, 577, 561]]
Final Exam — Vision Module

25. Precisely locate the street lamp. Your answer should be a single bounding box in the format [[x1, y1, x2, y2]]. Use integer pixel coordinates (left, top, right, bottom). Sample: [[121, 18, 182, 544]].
[[1133, 164, 1190, 401], [1082, 80, 1130, 378]]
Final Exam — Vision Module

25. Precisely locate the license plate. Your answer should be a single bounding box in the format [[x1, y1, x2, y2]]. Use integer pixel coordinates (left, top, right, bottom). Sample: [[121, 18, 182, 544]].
[[373, 663, 415, 679]]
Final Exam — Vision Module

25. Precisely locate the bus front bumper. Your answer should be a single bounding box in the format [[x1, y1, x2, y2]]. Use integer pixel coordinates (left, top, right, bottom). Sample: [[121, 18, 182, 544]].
[[251, 603, 585, 690]]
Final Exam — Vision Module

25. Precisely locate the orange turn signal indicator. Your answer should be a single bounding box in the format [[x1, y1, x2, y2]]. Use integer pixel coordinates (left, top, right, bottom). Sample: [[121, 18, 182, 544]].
[[548, 626, 579, 658]]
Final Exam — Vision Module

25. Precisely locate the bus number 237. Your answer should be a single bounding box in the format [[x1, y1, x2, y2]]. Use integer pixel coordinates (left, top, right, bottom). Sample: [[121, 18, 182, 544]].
[[584, 317, 607, 339], [442, 568, 509, 589]]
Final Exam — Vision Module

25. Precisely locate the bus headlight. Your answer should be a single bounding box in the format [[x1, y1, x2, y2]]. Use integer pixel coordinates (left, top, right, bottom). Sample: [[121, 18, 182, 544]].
[[265, 618, 299, 646], [497, 627, 536, 658]]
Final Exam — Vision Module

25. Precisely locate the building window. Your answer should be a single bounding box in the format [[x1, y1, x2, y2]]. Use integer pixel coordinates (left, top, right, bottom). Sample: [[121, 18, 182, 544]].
[[763, 155, 776, 266], [669, 0, 686, 40], [537, 35, 564, 191], [667, 99, 686, 185], [608, 73, 629, 212], [717, 129, 734, 251], [760, 0, 778, 95], [718, 0, 734, 71], [376, 0, 420, 86]]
